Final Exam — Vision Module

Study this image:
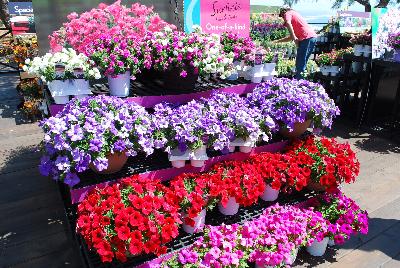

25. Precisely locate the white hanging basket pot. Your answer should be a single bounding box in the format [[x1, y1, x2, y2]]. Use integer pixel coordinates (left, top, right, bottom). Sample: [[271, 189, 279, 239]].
[[251, 64, 264, 75], [107, 71, 131, 97], [218, 197, 239, 215], [251, 74, 263, 83], [285, 247, 299, 265], [168, 148, 190, 168], [182, 209, 206, 234], [353, 44, 364, 56], [328, 239, 335, 246], [306, 237, 329, 256], [260, 184, 280, 201], [189, 145, 208, 167]]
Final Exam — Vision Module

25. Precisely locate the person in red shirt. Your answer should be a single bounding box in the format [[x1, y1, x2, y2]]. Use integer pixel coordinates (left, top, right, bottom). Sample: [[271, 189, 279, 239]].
[[276, 7, 317, 79]]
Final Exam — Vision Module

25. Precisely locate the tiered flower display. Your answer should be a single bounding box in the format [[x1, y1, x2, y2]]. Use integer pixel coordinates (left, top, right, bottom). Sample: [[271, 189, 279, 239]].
[[286, 135, 360, 190], [247, 78, 340, 132], [39, 96, 154, 186], [313, 189, 368, 244], [76, 175, 181, 262], [49, 1, 175, 54]]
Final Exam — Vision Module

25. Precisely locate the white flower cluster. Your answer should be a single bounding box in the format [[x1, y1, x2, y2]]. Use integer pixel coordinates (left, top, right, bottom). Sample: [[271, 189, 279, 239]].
[[23, 48, 101, 82]]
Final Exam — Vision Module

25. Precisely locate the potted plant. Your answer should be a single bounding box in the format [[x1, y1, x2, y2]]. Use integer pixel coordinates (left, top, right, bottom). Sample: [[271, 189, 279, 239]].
[[39, 96, 154, 186], [315, 52, 332, 76], [303, 208, 329, 257], [87, 34, 143, 97], [388, 32, 400, 62], [203, 92, 275, 153], [286, 135, 360, 192], [169, 173, 217, 234], [23, 48, 101, 104], [312, 189, 369, 246], [76, 175, 181, 263], [208, 160, 265, 215], [247, 78, 340, 138], [220, 32, 255, 80]]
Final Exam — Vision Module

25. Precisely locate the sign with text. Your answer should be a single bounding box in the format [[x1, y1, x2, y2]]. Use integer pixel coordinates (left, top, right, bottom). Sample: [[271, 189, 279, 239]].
[[338, 11, 371, 34], [185, 0, 250, 37], [8, 1, 36, 35]]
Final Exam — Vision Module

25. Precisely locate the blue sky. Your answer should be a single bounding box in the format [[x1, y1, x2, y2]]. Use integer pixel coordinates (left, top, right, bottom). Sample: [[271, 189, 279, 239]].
[[250, 0, 365, 24]]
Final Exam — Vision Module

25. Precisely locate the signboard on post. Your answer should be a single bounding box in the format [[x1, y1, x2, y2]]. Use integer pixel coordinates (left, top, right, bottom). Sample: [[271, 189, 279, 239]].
[[7, 1, 36, 35], [337, 11, 371, 34], [184, 0, 250, 37]]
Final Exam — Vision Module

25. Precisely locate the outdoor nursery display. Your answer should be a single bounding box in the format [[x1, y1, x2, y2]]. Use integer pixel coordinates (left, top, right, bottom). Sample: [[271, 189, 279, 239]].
[[29, 1, 371, 268]]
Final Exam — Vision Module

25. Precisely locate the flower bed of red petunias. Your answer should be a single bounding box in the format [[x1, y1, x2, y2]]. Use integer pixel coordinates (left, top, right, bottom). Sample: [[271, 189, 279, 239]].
[[76, 175, 181, 262], [286, 135, 360, 190]]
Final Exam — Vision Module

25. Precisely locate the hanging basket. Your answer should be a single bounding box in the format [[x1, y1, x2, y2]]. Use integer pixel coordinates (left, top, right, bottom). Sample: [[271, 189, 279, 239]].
[[218, 197, 239, 216], [260, 184, 280, 201], [182, 209, 206, 234], [90, 152, 128, 174], [306, 237, 329, 257], [280, 120, 312, 139], [107, 71, 131, 97]]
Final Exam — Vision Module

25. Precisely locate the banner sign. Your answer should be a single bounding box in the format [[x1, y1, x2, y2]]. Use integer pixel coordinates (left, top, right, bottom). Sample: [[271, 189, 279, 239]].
[[8, 1, 36, 35], [337, 11, 371, 33], [184, 0, 250, 37]]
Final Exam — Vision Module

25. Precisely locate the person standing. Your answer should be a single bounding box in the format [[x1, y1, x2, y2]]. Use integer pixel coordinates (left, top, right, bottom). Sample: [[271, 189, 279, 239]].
[[275, 6, 317, 79]]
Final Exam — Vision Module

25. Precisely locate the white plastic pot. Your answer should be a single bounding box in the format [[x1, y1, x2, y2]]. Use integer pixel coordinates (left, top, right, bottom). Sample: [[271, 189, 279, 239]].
[[263, 74, 274, 81], [73, 79, 91, 95], [53, 95, 70, 104], [171, 160, 186, 168], [218, 197, 239, 215], [260, 184, 280, 201], [190, 145, 208, 167], [328, 239, 335, 246], [169, 148, 190, 168], [353, 44, 364, 56], [330, 66, 340, 76], [182, 209, 206, 234], [48, 80, 75, 96], [320, 66, 330, 76], [306, 237, 329, 256], [363, 45, 372, 57], [263, 63, 276, 75], [251, 64, 264, 75], [285, 248, 299, 265], [107, 71, 131, 97], [251, 75, 263, 83], [230, 137, 256, 153]]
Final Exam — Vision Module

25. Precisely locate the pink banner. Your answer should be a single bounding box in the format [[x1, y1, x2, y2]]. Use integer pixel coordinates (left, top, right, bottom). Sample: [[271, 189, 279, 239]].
[[200, 0, 250, 37], [49, 83, 257, 116], [69, 141, 287, 204]]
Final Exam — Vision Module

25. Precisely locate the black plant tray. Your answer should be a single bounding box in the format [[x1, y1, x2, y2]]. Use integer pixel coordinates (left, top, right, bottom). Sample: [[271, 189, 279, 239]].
[[59, 181, 318, 268]]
